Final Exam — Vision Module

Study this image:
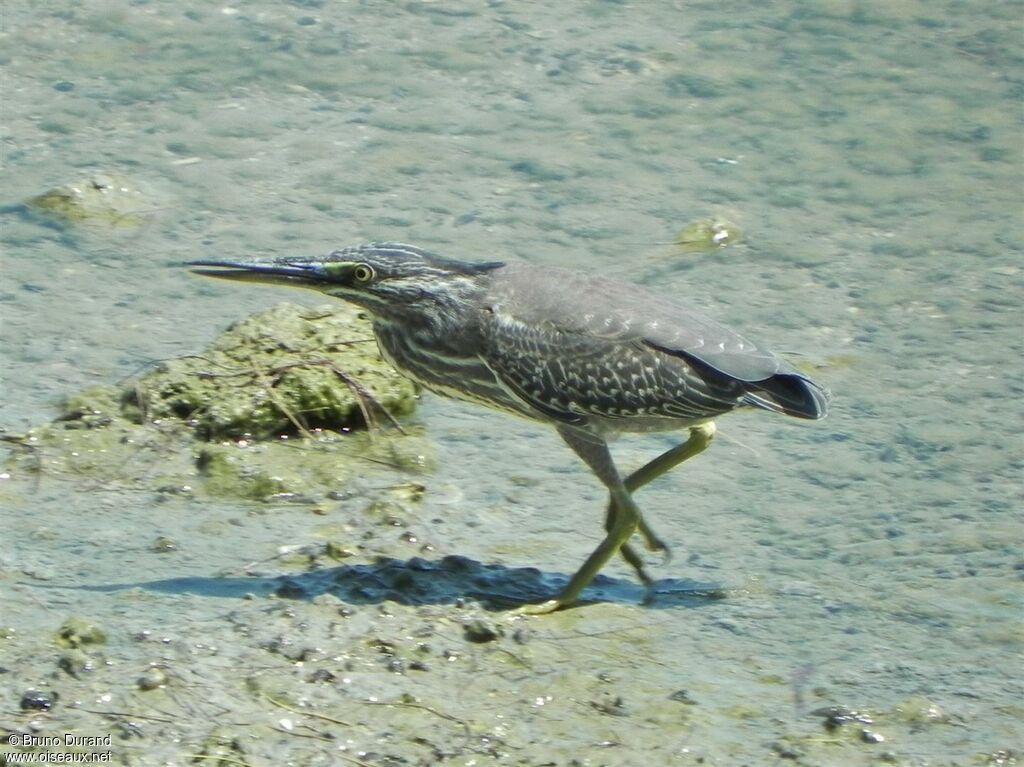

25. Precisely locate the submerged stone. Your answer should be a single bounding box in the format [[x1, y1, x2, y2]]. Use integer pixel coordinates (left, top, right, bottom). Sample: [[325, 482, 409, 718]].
[[20, 689, 58, 711], [23, 173, 150, 229], [137, 667, 169, 691]]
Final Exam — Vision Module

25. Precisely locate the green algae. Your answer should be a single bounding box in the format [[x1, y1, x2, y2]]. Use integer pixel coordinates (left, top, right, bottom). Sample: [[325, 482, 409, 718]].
[[194, 444, 298, 501], [673, 216, 743, 253]]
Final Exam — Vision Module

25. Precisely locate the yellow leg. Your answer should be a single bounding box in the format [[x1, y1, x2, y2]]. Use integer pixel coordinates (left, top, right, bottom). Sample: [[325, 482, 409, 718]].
[[522, 422, 716, 613], [624, 422, 716, 555], [523, 487, 641, 614]]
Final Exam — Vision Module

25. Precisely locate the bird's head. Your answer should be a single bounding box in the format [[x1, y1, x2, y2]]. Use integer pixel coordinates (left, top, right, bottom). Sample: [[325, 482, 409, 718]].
[[189, 242, 502, 322]]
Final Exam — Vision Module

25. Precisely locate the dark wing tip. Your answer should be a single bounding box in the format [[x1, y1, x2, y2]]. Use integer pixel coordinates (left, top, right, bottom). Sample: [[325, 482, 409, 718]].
[[743, 373, 830, 420]]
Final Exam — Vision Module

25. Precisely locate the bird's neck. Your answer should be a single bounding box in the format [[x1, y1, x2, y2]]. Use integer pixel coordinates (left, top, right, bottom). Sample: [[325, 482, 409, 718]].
[[417, 275, 486, 333]]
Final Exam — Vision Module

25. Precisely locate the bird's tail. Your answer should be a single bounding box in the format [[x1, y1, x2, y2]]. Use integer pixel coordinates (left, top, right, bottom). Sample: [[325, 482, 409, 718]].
[[743, 373, 830, 420]]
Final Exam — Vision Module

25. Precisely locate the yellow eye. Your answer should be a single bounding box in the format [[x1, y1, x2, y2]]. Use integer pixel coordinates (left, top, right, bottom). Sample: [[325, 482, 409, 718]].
[[352, 264, 375, 283]]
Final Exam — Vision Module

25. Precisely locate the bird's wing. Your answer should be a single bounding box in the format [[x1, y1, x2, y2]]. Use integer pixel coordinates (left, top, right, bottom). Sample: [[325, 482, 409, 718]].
[[477, 307, 746, 426], [485, 263, 791, 383]]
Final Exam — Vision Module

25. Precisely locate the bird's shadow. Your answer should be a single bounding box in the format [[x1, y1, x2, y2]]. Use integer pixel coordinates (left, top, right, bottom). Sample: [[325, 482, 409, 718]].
[[63, 555, 727, 612]]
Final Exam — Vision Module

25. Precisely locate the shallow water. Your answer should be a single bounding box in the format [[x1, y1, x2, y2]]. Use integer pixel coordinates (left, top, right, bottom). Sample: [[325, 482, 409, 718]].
[[2, 1, 1021, 764]]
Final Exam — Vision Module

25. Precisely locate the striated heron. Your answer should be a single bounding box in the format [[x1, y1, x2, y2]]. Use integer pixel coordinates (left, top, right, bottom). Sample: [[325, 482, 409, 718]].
[[190, 242, 828, 612]]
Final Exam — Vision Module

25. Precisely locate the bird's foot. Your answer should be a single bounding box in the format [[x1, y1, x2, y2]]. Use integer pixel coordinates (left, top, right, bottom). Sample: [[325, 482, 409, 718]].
[[516, 598, 566, 615], [637, 521, 673, 564]]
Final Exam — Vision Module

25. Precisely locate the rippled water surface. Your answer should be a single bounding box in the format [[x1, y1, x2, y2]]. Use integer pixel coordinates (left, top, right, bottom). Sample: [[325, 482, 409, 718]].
[[2, 1, 1021, 764]]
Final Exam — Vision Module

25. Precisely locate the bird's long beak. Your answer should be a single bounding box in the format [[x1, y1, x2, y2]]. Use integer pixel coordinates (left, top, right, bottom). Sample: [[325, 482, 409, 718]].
[[187, 258, 340, 288]]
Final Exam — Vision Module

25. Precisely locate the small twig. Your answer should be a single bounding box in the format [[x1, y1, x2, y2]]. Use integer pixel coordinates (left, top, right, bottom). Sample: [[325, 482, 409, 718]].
[[263, 693, 354, 727], [334, 754, 380, 767], [325, 364, 379, 436], [81, 708, 176, 724], [359, 699, 471, 739], [270, 724, 333, 741], [265, 358, 407, 436], [182, 754, 251, 767], [322, 360, 407, 435], [249, 360, 315, 439]]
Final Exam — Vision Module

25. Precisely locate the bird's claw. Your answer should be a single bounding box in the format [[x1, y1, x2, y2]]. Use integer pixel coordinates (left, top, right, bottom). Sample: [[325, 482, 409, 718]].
[[640, 532, 673, 565], [516, 598, 566, 615]]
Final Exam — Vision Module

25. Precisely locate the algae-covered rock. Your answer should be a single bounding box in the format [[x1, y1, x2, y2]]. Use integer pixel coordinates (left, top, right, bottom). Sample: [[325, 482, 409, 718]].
[[55, 617, 107, 649], [126, 302, 417, 440], [24, 173, 150, 229], [2, 303, 430, 501]]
